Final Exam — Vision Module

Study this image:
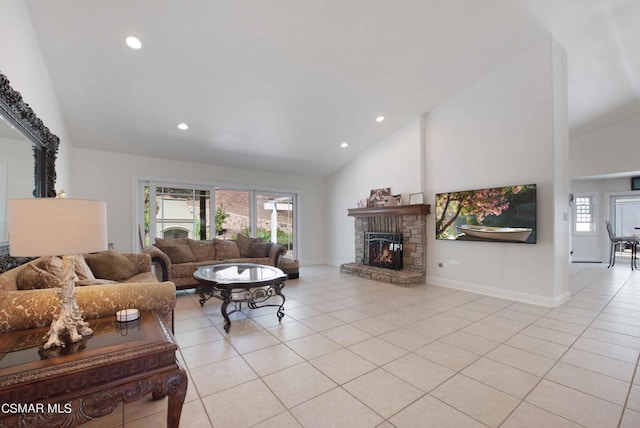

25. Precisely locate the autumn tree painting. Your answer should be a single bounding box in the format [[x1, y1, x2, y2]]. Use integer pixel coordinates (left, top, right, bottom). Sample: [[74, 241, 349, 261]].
[[435, 184, 537, 241]]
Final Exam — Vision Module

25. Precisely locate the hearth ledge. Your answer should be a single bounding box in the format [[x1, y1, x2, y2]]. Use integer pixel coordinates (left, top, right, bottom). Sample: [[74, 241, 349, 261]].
[[340, 263, 425, 287]]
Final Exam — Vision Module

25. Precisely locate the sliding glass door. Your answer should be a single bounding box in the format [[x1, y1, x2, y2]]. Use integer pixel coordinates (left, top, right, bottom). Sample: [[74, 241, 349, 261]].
[[214, 189, 296, 258], [138, 181, 297, 259], [611, 195, 640, 236]]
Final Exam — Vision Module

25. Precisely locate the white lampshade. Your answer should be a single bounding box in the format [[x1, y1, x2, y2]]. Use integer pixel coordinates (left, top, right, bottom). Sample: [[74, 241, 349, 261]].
[[8, 198, 108, 257]]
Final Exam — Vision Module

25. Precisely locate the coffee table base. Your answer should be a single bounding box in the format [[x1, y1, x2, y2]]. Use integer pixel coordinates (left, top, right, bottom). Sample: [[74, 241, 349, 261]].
[[199, 282, 286, 332]]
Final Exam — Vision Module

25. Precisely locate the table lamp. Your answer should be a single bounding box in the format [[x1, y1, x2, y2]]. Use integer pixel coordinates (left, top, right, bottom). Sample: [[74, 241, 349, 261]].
[[8, 198, 108, 349]]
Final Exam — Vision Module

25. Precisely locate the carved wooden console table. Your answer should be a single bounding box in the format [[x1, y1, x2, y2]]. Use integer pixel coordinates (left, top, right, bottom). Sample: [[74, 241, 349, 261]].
[[0, 311, 187, 427]]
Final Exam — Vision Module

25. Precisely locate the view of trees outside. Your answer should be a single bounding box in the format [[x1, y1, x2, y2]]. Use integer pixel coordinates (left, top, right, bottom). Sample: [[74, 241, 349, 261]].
[[213, 189, 249, 239]]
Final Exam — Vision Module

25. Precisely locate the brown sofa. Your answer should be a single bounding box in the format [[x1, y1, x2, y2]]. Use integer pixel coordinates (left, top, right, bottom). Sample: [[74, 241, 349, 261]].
[[0, 251, 176, 333], [143, 236, 287, 290]]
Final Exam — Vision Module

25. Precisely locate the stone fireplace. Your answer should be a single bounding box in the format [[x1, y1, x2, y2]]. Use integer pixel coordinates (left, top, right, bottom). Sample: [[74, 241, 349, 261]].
[[340, 204, 430, 286]]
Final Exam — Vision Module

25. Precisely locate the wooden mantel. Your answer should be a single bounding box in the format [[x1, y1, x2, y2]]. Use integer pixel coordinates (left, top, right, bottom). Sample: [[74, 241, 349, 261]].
[[347, 204, 431, 217]]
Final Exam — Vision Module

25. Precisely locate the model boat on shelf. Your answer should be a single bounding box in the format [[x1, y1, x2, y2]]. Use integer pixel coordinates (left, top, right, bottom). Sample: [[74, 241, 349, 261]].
[[456, 224, 533, 242]]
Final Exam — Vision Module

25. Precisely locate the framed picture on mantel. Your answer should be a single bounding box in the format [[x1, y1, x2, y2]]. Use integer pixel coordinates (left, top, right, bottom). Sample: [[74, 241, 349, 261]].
[[370, 188, 390, 207], [409, 192, 424, 205]]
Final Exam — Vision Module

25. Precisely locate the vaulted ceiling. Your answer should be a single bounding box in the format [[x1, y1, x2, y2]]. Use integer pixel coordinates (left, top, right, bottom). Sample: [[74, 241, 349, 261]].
[[23, 0, 640, 176]]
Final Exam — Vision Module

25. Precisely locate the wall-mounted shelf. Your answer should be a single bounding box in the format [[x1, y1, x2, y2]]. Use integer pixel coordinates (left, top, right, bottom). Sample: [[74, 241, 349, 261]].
[[347, 204, 431, 217]]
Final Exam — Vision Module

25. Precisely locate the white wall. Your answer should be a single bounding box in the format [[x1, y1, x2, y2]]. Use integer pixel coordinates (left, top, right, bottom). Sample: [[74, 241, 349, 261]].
[[424, 38, 570, 306], [325, 118, 423, 266], [71, 148, 325, 264], [0, 0, 72, 191], [570, 114, 640, 179]]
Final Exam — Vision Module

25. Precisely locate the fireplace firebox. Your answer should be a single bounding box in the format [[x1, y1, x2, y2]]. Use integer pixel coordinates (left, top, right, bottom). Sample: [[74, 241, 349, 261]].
[[365, 232, 403, 270]]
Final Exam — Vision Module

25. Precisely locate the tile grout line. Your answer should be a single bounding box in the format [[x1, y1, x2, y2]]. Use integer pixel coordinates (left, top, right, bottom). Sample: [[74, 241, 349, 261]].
[[498, 270, 637, 427], [362, 293, 548, 426], [211, 286, 397, 426], [321, 289, 561, 426], [181, 280, 548, 422], [168, 267, 638, 427], [251, 285, 490, 425], [619, 350, 640, 428]]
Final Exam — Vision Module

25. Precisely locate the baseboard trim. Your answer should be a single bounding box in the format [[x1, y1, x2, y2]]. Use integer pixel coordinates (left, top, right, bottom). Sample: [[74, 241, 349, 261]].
[[299, 258, 328, 266], [425, 275, 570, 307]]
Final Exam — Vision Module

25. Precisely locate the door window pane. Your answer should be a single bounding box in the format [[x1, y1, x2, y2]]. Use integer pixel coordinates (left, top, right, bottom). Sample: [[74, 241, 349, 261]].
[[256, 193, 295, 257], [575, 196, 594, 232], [613, 196, 640, 236], [214, 189, 250, 240], [145, 185, 211, 243]]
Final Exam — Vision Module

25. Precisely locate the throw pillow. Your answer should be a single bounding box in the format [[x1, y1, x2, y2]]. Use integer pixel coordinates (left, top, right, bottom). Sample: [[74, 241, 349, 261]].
[[155, 237, 188, 249], [235, 234, 263, 257], [214, 239, 241, 259], [40, 256, 79, 282], [72, 255, 95, 280], [16, 263, 61, 290], [187, 239, 216, 262], [247, 242, 272, 258], [40, 256, 63, 275], [163, 244, 197, 264], [84, 251, 140, 281]]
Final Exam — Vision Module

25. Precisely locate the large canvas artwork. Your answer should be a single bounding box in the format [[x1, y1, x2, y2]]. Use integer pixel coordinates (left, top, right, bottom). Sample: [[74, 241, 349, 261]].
[[435, 184, 537, 244]]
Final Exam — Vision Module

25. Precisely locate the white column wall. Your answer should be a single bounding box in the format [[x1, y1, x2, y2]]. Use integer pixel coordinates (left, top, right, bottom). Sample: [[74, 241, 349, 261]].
[[424, 38, 570, 306], [551, 39, 571, 301]]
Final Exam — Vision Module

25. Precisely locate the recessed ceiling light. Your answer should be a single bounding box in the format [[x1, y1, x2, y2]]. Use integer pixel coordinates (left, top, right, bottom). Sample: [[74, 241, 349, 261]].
[[125, 36, 142, 50], [376, 116, 385, 122], [177, 123, 189, 130], [340, 142, 349, 148]]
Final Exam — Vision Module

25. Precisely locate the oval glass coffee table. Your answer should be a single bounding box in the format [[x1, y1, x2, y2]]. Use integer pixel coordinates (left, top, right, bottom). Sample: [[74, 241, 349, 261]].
[[193, 263, 288, 333]]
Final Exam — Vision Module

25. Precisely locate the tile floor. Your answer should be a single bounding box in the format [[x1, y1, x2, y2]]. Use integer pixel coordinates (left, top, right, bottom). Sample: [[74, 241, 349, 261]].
[[85, 262, 640, 427]]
